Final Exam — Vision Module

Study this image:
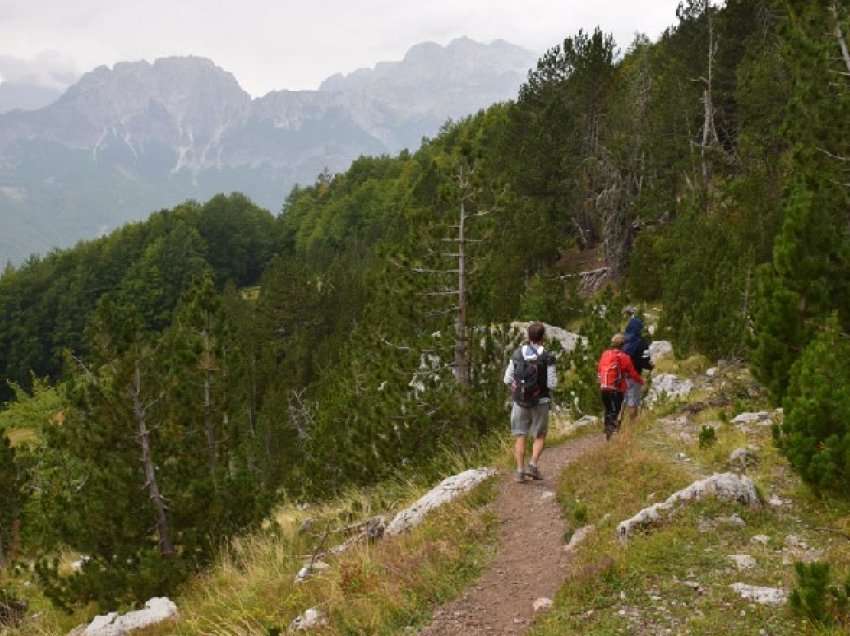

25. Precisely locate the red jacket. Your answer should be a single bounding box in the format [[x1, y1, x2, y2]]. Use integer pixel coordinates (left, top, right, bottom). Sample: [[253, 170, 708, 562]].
[[597, 348, 644, 393]]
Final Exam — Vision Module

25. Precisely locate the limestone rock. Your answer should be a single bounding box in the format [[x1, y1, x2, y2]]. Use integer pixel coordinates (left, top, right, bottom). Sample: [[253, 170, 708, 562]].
[[706, 367, 718, 377], [386, 467, 496, 535], [728, 448, 758, 471], [646, 374, 694, 406], [648, 340, 673, 364], [731, 411, 771, 426], [564, 525, 594, 553], [288, 607, 327, 632], [782, 534, 823, 565], [510, 322, 586, 353], [617, 473, 760, 541], [294, 560, 330, 584], [750, 534, 770, 546], [729, 583, 787, 606], [574, 415, 599, 428], [728, 554, 756, 570], [78, 598, 177, 636], [532, 597, 553, 612]]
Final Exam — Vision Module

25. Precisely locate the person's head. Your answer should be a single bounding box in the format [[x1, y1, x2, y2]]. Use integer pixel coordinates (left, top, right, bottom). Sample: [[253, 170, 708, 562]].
[[623, 306, 637, 317], [528, 322, 546, 344], [611, 333, 625, 349]]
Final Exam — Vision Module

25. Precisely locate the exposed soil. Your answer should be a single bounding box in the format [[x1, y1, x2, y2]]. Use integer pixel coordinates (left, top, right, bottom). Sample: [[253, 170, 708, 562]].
[[419, 433, 606, 635]]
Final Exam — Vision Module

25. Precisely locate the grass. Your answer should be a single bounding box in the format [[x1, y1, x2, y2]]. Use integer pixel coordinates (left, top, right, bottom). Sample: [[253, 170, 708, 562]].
[[5, 438, 504, 636], [529, 362, 850, 636]]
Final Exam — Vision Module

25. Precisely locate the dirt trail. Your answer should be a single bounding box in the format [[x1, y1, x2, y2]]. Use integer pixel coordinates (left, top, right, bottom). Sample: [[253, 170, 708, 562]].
[[419, 433, 605, 635]]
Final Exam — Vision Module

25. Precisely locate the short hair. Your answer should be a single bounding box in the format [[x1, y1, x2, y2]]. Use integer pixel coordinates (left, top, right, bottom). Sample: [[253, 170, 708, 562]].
[[611, 333, 625, 348], [528, 322, 546, 343]]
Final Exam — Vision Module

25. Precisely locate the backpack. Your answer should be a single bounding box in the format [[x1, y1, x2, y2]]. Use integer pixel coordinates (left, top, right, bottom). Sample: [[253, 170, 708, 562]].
[[636, 340, 654, 373], [598, 349, 623, 391], [511, 345, 550, 407]]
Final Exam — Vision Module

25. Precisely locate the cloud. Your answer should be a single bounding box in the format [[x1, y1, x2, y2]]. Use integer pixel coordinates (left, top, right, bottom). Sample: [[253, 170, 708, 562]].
[[0, 0, 683, 96], [0, 50, 79, 89]]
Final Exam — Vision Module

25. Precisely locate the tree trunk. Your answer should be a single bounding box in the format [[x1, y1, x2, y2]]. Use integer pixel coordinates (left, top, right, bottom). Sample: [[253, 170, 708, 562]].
[[0, 526, 5, 570], [832, 3, 850, 74], [701, 0, 719, 192], [453, 183, 470, 388], [131, 362, 175, 558]]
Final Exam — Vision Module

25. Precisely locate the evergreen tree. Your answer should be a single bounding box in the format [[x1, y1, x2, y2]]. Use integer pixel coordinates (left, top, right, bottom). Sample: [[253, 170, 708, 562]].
[[776, 319, 850, 495]]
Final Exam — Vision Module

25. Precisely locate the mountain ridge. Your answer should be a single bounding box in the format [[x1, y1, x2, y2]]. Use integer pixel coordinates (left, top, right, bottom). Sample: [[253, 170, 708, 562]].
[[0, 38, 536, 264]]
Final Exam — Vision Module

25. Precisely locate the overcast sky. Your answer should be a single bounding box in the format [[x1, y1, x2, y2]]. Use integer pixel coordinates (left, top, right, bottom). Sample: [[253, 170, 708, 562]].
[[0, 0, 684, 96]]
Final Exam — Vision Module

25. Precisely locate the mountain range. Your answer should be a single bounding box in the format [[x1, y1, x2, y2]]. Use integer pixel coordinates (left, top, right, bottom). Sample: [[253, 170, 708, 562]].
[[0, 37, 536, 264]]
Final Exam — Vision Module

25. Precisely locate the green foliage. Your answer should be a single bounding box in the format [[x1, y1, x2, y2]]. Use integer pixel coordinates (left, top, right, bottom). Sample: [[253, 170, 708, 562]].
[[789, 561, 850, 626], [518, 274, 568, 325], [0, 195, 275, 403], [776, 321, 850, 496], [0, 433, 25, 568], [698, 425, 717, 449], [0, 377, 62, 440]]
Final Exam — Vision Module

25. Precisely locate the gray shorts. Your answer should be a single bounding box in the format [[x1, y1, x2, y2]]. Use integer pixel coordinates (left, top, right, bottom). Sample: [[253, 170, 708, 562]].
[[625, 378, 642, 407], [510, 402, 550, 438]]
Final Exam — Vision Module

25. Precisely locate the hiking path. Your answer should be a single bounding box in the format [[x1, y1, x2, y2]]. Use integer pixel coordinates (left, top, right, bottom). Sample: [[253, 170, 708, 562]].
[[419, 432, 606, 635]]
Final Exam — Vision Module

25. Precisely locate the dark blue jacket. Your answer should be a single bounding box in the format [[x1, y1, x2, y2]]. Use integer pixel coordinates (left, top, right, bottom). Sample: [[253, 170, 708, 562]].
[[623, 316, 652, 372]]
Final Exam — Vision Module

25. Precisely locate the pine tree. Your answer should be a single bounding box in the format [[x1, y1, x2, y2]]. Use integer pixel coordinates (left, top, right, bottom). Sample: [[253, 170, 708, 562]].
[[777, 319, 850, 495]]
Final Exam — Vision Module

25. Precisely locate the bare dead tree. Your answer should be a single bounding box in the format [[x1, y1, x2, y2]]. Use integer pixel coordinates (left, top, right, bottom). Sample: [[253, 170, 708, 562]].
[[831, 2, 850, 75], [129, 360, 175, 558], [700, 0, 721, 191], [391, 164, 492, 389]]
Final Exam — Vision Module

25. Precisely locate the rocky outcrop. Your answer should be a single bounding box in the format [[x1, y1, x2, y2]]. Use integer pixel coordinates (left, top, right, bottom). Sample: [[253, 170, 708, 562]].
[[617, 473, 761, 541], [648, 341, 673, 364], [71, 597, 177, 636], [646, 374, 693, 405], [728, 447, 758, 471], [386, 468, 496, 535], [731, 411, 771, 426], [510, 322, 586, 353], [288, 607, 327, 632], [729, 583, 787, 606]]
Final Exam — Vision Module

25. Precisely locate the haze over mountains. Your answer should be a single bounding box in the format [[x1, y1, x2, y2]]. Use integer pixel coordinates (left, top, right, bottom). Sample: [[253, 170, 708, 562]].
[[0, 37, 536, 264]]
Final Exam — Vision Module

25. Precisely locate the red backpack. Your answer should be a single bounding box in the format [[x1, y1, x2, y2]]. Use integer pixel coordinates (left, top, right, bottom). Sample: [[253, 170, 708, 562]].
[[598, 349, 623, 390]]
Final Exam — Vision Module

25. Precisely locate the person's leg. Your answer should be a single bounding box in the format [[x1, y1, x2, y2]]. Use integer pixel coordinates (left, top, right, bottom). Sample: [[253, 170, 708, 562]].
[[510, 403, 531, 479], [601, 390, 617, 440], [529, 402, 550, 467], [612, 391, 625, 434], [514, 435, 527, 472], [624, 379, 639, 425]]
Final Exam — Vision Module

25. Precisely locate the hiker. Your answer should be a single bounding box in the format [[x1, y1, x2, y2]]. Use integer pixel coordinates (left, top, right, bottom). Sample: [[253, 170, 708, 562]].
[[622, 308, 653, 423], [597, 333, 644, 440], [504, 322, 556, 483]]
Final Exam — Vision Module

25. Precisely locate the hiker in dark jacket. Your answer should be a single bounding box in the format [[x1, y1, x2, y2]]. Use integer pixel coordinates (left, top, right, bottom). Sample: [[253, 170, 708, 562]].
[[622, 309, 653, 424], [597, 333, 644, 440]]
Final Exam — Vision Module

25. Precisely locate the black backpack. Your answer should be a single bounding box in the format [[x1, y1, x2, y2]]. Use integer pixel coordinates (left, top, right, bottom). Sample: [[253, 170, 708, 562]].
[[510, 345, 551, 407]]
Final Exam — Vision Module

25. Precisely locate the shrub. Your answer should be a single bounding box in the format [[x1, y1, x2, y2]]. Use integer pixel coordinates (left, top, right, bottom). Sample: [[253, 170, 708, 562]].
[[789, 561, 850, 626], [776, 320, 850, 495], [698, 426, 717, 449]]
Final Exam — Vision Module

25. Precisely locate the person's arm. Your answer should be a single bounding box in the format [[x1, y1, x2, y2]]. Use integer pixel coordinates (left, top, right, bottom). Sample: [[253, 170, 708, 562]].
[[621, 352, 644, 384]]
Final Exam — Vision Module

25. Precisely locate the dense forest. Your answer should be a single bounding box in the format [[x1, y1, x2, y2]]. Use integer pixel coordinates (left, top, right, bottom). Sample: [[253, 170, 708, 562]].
[[1, 0, 849, 613]]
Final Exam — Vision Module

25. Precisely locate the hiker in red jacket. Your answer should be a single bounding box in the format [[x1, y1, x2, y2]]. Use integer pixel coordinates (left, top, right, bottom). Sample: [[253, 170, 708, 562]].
[[597, 333, 644, 440]]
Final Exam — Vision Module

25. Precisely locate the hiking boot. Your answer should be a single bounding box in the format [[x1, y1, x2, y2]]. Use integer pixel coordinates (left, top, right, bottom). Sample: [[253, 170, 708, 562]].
[[514, 470, 526, 483], [525, 463, 543, 480]]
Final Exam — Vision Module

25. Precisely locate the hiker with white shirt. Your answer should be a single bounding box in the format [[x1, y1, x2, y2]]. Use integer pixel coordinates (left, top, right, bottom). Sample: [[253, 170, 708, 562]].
[[504, 322, 557, 483]]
